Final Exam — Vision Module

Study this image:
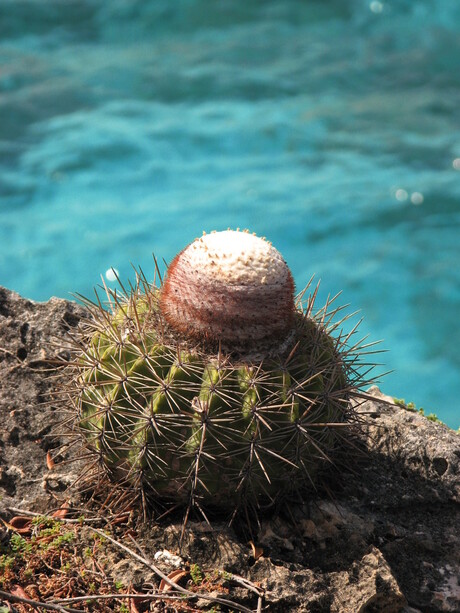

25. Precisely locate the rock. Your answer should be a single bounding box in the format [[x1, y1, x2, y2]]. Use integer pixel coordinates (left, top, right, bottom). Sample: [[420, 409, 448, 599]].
[[0, 287, 85, 513], [350, 388, 460, 612], [249, 546, 406, 613], [330, 546, 406, 613], [356, 387, 460, 504], [0, 286, 459, 612]]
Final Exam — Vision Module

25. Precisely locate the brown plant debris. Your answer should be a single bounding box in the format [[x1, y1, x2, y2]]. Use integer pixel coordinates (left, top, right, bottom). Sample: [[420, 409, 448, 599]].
[[0, 512, 262, 613]]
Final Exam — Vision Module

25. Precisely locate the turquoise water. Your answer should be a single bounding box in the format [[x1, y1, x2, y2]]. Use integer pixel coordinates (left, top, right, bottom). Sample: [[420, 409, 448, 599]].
[[1, 0, 459, 427]]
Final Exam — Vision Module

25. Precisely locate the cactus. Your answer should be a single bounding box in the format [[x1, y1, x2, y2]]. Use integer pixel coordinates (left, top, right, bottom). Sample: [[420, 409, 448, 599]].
[[66, 230, 379, 516]]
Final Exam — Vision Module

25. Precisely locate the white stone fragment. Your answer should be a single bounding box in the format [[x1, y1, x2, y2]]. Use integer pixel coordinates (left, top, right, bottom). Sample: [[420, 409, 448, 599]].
[[153, 549, 183, 568]]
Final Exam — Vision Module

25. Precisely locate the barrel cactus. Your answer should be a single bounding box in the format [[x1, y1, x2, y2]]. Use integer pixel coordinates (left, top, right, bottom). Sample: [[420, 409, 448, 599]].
[[66, 230, 377, 517]]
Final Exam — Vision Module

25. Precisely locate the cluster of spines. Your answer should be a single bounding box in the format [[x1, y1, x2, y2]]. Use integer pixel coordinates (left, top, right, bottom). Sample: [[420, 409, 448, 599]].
[[59, 268, 382, 521]]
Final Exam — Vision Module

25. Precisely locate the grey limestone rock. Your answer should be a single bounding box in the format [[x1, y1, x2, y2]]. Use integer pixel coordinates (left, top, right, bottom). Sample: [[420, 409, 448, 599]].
[[0, 286, 459, 612], [0, 286, 85, 513]]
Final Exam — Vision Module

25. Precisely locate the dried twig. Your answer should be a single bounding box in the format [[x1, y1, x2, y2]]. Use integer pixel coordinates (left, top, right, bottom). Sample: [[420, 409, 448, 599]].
[[89, 526, 258, 613], [0, 589, 81, 613], [53, 592, 184, 604], [6, 506, 103, 524], [5, 507, 264, 611], [223, 571, 264, 613]]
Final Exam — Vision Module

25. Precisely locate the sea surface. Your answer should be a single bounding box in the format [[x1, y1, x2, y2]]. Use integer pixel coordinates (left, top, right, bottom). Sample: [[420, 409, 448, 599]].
[[1, 0, 459, 427]]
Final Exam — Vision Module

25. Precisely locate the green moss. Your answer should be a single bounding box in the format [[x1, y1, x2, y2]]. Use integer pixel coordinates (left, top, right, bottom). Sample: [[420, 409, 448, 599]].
[[31, 515, 57, 529], [0, 554, 15, 575], [40, 531, 75, 551], [190, 562, 204, 585], [9, 534, 32, 555], [393, 397, 445, 426]]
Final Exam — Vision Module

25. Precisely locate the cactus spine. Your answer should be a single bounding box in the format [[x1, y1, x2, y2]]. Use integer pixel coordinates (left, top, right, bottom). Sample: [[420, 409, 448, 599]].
[[68, 230, 377, 515]]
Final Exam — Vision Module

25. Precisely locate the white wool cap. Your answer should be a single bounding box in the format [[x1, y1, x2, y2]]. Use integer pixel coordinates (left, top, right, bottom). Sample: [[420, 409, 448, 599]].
[[160, 229, 295, 352], [183, 230, 290, 286]]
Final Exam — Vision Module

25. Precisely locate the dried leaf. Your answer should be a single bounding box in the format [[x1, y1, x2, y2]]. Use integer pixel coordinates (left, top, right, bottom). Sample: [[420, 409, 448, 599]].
[[35, 534, 56, 546], [128, 597, 142, 613], [124, 528, 137, 538], [159, 569, 188, 593], [127, 582, 144, 613], [52, 507, 69, 519], [11, 585, 29, 599], [248, 540, 264, 561], [6, 516, 32, 535], [111, 512, 131, 526], [46, 451, 55, 470]]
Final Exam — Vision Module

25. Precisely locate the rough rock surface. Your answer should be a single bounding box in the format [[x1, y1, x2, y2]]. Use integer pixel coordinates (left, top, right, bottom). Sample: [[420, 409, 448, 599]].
[[0, 286, 459, 612]]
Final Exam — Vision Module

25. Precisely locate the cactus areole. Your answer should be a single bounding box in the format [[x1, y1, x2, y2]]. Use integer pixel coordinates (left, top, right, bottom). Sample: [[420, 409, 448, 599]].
[[70, 230, 375, 515]]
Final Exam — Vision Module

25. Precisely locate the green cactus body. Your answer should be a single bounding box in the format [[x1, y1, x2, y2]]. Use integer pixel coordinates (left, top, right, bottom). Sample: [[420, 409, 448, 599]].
[[71, 230, 375, 513], [77, 300, 347, 507]]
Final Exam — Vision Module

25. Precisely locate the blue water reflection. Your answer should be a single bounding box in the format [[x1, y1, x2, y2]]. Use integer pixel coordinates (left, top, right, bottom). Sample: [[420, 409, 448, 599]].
[[1, 0, 459, 427]]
